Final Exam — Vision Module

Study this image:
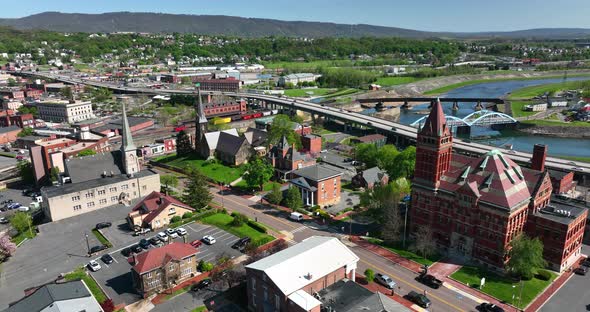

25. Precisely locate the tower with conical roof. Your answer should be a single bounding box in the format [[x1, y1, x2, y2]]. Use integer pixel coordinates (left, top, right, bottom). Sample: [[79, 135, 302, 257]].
[[195, 87, 208, 147], [414, 98, 453, 189], [120, 102, 140, 175]]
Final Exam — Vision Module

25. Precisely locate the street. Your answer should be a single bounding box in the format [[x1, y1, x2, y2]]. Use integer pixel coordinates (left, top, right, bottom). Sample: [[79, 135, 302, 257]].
[[212, 188, 480, 312]]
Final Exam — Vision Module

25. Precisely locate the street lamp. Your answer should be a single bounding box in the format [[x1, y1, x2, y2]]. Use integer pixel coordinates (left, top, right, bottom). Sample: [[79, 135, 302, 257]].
[[85, 233, 90, 257]]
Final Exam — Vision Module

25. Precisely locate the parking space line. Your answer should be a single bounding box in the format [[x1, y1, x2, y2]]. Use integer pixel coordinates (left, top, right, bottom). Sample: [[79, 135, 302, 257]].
[[215, 232, 232, 241], [226, 238, 240, 246]]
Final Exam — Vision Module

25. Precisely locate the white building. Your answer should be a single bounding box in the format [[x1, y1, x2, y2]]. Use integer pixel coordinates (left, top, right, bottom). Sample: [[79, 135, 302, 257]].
[[36, 100, 95, 123], [278, 73, 322, 86]]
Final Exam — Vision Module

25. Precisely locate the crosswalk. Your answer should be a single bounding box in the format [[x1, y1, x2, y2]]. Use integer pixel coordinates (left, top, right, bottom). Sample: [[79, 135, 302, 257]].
[[290, 226, 307, 234]]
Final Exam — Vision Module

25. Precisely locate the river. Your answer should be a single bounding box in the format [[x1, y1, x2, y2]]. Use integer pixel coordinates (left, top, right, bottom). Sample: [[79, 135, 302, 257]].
[[396, 77, 590, 159]]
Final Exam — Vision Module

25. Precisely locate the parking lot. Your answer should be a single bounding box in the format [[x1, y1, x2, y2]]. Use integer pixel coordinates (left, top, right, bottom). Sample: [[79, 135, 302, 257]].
[[89, 222, 243, 305]]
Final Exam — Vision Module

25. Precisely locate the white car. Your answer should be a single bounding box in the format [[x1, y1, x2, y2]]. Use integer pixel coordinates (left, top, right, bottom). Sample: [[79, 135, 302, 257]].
[[88, 260, 101, 272], [176, 227, 188, 236], [202, 235, 216, 245], [166, 228, 179, 239], [157, 232, 169, 242]]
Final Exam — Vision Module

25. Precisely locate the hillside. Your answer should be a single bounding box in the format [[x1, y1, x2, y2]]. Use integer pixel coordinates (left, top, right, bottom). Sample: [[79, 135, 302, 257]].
[[0, 12, 589, 39]]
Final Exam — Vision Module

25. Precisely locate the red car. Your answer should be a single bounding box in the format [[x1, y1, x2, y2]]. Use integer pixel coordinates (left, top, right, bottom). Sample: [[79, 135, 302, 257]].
[[190, 240, 202, 249]]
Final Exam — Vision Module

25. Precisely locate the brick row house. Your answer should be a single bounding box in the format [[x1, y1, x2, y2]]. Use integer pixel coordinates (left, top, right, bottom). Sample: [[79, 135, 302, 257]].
[[288, 164, 342, 208], [409, 99, 587, 272]]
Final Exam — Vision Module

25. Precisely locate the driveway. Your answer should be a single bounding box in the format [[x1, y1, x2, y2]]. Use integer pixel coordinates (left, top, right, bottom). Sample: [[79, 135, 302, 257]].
[[325, 190, 360, 215], [0, 200, 138, 309], [90, 222, 243, 306]]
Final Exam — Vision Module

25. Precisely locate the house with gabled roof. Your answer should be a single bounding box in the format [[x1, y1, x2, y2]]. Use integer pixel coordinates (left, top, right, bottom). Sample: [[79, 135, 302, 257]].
[[131, 242, 198, 297], [127, 191, 195, 231]]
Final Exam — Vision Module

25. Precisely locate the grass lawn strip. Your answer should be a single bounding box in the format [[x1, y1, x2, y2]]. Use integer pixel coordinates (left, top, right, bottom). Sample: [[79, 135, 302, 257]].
[[520, 119, 590, 127], [201, 213, 274, 246], [559, 155, 590, 164], [155, 154, 245, 184], [450, 266, 556, 309], [11, 230, 35, 245], [91, 229, 112, 247], [65, 267, 108, 303], [191, 307, 207, 312], [283, 88, 335, 97], [366, 238, 441, 266], [376, 76, 422, 86], [164, 284, 191, 300]]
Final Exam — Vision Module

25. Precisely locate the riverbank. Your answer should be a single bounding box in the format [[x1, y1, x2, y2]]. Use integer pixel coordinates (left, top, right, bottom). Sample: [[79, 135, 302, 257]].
[[389, 70, 590, 96], [517, 123, 590, 138]]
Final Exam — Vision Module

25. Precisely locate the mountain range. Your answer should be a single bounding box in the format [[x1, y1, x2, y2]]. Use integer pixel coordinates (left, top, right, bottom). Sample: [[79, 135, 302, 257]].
[[1, 12, 589, 39]]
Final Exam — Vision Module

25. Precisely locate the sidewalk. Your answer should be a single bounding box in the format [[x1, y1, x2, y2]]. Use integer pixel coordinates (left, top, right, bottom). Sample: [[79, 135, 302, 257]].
[[524, 264, 576, 312], [350, 236, 423, 273]]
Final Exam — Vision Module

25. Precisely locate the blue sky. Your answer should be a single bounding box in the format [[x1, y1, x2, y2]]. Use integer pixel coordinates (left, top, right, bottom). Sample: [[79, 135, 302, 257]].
[[5, 0, 590, 32]]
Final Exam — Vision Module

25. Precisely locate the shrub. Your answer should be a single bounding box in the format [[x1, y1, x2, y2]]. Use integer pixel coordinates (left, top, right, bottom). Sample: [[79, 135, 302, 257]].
[[364, 268, 375, 283], [536, 269, 552, 281], [231, 213, 248, 227], [247, 220, 268, 234], [314, 208, 331, 220], [196, 209, 219, 220], [182, 212, 193, 219], [170, 216, 182, 223], [198, 260, 214, 272]]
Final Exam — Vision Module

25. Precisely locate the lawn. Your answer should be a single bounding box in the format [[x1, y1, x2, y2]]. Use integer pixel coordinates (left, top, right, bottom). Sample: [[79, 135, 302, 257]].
[[164, 284, 191, 300], [520, 120, 590, 127], [509, 100, 539, 118], [375, 76, 422, 86], [201, 213, 274, 246], [283, 88, 335, 97], [322, 88, 359, 98], [263, 59, 353, 70], [366, 238, 441, 266], [559, 155, 590, 163], [451, 266, 556, 309], [11, 230, 35, 245], [233, 180, 275, 192], [508, 80, 590, 99], [91, 229, 113, 247], [191, 307, 207, 312], [155, 154, 245, 184], [65, 267, 108, 303]]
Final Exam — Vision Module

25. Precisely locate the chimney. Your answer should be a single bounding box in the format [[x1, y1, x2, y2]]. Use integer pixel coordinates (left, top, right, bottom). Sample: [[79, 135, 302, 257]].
[[531, 144, 547, 171]]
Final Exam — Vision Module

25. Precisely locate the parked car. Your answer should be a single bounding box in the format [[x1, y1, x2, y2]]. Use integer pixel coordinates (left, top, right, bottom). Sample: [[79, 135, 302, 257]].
[[478, 303, 505, 312], [17, 206, 30, 212], [139, 239, 151, 249], [581, 258, 590, 267], [132, 245, 143, 253], [417, 273, 443, 289], [176, 227, 188, 236], [232, 237, 251, 250], [202, 235, 216, 245], [87, 260, 101, 272], [101, 254, 114, 264], [0, 217, 8, 224], [191, 279, 211, 291], [149, 237, 160, 246], [190, 240, 202, 249], [166, 228, 179, 239], [289, 212, 304, 221], [375, 273, 396, 289], [575, 266, 588, 276], [406, 291, 431, 309], [90, 245, 107, 254], [121, 247, 132, 257], [157, 232, 169, 242], [95, 222, 112, 229]]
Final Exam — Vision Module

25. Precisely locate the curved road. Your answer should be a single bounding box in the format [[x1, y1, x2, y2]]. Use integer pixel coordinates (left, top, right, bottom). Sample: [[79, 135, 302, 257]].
[[19, 71, 590, 174]]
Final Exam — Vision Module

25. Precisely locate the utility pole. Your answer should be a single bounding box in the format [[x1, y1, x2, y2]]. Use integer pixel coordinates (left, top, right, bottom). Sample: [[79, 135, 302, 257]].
[[85, 233, 90, 257]]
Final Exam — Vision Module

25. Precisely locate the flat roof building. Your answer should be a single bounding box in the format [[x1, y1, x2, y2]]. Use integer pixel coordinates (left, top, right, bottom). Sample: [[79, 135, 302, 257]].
[[36, 100, 95, 124]]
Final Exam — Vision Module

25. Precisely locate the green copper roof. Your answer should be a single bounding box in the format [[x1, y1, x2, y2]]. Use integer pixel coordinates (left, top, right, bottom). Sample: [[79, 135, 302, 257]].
[[485, 149, 502, 156]]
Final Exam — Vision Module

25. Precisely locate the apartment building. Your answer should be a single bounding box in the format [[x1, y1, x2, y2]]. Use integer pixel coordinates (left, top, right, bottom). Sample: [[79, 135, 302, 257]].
[[36, 100, 95, 123]]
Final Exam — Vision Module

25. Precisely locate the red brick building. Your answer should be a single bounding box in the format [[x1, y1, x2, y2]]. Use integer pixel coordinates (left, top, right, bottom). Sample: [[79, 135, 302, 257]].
[[269, 136, 316, 179], [289, 164, 342, 207], [301, 134, 322, 155], [549, 169, 576, 195], [203, 99, 246, 116], [25, 89, 43, 99], [409, 100, 587, 272], [245, 236, 359, 312], [194, 78, 240, 93], [0, 89, 25, 100]]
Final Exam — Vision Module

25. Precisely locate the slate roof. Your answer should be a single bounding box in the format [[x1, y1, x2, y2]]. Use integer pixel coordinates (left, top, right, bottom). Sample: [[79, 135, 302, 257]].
[[358, 167, 388, 185], [356, 133, 387, 143], [243, 127, 267, 147], [438, 150, 535, 210], [3, 280, 97, 312], [291, 164, 342, 182], [290, 177, 317, 191], [64, 151, 124, 183], [131, 191, 194, 225], [318, 279, 411, 312], [203, 129, 239, 150], [132, 242, 198, 274], [548, 169, 571, 180], [216, 132, 248, 156]]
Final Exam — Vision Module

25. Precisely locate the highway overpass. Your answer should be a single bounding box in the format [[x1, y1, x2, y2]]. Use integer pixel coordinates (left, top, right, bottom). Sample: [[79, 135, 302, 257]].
[[15, 71, 590, 176]]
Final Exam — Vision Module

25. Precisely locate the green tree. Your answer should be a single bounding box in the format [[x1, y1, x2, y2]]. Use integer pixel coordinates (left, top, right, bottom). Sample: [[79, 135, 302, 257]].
[[7, 78, 16, 87], [506, 234, 547, 280], [267, 114, 301, 149], [10, 212, 32, 235], [377, 145, 399, 172], [49, 167, 60, 183], [77, 149, 96, 157], [354, 143, 379, 168], [284, 187, 303, 212], [17, 161, 34, 185], [389, 146, 416, 179], [364, 268, 375, 283], [267, 182, 283, 205], [243, 158, 274, 191], [17, 127, 34, 137], [17, 106, 38, 118], [160, 174, 179, 195], [182, 168, 212, 210], [60, 86, 73, 99], [176, 130, 193, 157]]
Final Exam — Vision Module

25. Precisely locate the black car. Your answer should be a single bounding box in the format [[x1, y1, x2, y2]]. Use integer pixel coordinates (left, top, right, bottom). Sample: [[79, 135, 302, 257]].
[[95, 222, 112, 229], [132, 245, 143, 253], [581, 259, 590, 267], [406, 291, 431, 309], [139, 239, 151, 249], [417, 273, 443, 289], [149, 237, 160, 246], [232, 237, 251, 250], [121, 247, 132, 257], [101, 254, 114, 264], [574, 266, 588, 276], [191, 279, 211, 291], [478, 303, 505, 312], [90, 245, 107, 254]]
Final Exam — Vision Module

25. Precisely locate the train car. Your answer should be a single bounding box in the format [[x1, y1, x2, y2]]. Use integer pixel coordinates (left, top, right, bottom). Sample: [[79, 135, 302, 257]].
[[271, 109, 279, 115], [242, 113, 254, 120], [174, 125, 187, 132], [230, 114, 243, 121], [212, 117, 231, 125], [252, 112, 263, 118], [262, 110, 272, 117]]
